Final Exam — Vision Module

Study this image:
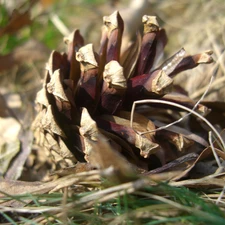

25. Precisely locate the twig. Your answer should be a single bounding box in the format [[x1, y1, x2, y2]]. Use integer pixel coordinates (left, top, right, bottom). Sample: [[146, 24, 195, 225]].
[[50, 13, 70, 36]]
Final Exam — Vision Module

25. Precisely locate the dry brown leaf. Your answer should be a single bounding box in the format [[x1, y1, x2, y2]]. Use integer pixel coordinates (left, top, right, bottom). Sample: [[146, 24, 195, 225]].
[[0, 9, 31, 37], [147, 153, 198, 177], [0, 172, 99, 207], [147, 134, 225, 181], [172, 147, 225, 181], [0, 180, 46, 207]]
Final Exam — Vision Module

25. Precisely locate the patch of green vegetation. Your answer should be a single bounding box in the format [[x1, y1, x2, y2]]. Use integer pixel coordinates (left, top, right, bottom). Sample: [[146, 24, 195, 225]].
[[0, 4, 29, 54], [2, 182, 223, 225], [0, 4, 8, 27]]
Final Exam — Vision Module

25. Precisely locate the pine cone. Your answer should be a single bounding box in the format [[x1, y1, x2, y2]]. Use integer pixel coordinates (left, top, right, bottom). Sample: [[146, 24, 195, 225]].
[[32, 11, 213, 171]]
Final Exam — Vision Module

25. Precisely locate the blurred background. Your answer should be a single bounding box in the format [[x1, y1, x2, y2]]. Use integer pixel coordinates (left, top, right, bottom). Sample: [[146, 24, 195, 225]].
[[0, 0, 224, 170]]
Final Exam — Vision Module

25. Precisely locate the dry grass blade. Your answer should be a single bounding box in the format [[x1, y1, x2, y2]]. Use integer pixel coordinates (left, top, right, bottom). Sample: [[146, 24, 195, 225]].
[[133, 190, 225, 225], [0, 170, 102, 208], [170, 172, 225, 188], [216, 185, 225, 205], [209, 131, 222, 169], [50, 13, 70, 36], [70, 177, 149, 208]]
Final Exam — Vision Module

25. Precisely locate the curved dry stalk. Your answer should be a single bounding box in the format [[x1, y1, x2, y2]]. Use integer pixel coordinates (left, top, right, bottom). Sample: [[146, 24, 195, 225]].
[[130, 99, 225, 152], [170, 172, 225, 188], [208, 131, 222, 168]]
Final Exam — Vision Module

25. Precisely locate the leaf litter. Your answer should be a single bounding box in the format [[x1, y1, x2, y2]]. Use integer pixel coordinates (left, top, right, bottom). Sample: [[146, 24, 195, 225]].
[[0, 0, 225, 224]]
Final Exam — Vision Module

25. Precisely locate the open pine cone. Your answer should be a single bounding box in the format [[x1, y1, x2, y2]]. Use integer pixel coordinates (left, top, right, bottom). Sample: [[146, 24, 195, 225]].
[[32, 11, 213, 172]]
